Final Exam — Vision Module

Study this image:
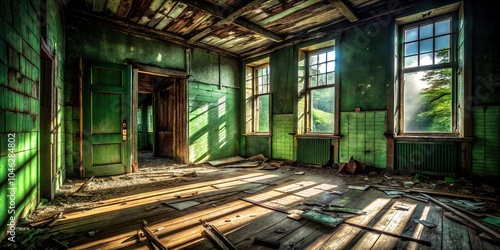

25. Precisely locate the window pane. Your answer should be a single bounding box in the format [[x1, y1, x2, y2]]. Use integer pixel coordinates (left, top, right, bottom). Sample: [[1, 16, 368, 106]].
[[310, 55, 318, 65], [310, 75, 317, 87], [147, 105, 153, 132], [420, 23, 433, 39], [405, 28, 418, 42], [435, 49, 449, 64], [327, 72, 335, 85], [420, 39, 433, 53], [403, 69, 452, 133], [318, 74, 326, 86], [263, 75, 268, 86], [435, 19, 450, 35], [404, 55, 418, 68], [327, 62, 335, 73], [311, 87, 335, 133], [310, 65, 317, 74], [257, 68, 263, 76], [327, 51, 335, 60], [257, 95, 270, 132], [137, 109, 143, 132], [405, 42, 418, 56], [319, 53, 326, 63], [263, 67, 267, 75], [435, 35, 450, 51], [420, 53, 433, 66], [318, 63, 326, 74]]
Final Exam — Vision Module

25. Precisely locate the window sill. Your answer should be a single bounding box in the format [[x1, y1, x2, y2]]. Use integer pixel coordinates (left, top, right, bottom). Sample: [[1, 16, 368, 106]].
[[243, 133, 271, 137], [294, 133, 342, 139], [393, 135, 474, 142]]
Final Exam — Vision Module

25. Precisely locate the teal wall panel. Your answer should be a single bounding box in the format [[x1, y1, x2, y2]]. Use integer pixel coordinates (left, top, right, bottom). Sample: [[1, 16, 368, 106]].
[[272, 114, 294, 160], [339, 111, 386, 168], [472, 106, 500, 176]]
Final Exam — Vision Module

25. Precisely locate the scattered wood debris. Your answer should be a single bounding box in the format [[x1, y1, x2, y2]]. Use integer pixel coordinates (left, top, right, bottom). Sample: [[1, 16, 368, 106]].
[[414, 219, 436, 228], [139, 220, 167, 250], [208, 156, 246, 166], [300, 210, 345, 228], [67, 176, 94, 197], [200, 219, 237, 250], [254, 237, 280, 248], [347, 185, 370, 191], [322, 207, 367, 214], [247, 154, 267, 162], [337, 157, 366, 175], [394, 204, 411, 211]]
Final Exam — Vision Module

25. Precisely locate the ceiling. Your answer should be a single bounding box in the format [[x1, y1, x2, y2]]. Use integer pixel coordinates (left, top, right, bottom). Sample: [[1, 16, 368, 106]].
[[68, 0, 422, 58]]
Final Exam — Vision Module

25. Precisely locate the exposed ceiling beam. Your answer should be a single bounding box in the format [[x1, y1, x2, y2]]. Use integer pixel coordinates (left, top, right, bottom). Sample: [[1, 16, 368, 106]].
[[70, 9, 239, 58], [187, 0, 276, 43], [328, 0, 358, 22], [181, 0, 282, 42]]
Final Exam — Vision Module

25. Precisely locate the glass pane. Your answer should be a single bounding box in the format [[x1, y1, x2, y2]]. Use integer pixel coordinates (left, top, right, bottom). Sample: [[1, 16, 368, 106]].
[[420, 39, 433, 53], [137, 109, 142, 132], [327, 62, 335, 72], [435, 35, 450, 51], [405, 42, 418, 56], [263, 67, 267, 75], [404, 55, 418, 68], [319, 53, 326, 63], [257, 95, 270, 132], [327, 51, 335, 60], [310, 55, 318, 65], [327, 72, 335, 85], [420, 53, 433, 66], [147, 106, 153, 132], [258, 85, 263, 94], [311, 87, 335, 133], [435, 19, 450, 35], [310, 65, 317, 74], [310, 75, 317, 87], [263, 75, 268, 85], [420, 23, 433, 39], [257, 76, 262, 86], [257, 68, 263, 76], [403, 69, 452, 133], [318, 74, 326, 86], [405, 28, 418, 42], [318, 63, 326, 74], [435, 49, 449, 64]]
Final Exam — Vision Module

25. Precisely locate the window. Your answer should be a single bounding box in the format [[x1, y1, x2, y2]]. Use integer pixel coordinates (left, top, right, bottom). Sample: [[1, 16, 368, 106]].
[[305, 48, 336, 133], [137, 109, 143, 132], [147, 105, 153, 132], [400, 15, 455, 134], [253, 64, 270, 133]]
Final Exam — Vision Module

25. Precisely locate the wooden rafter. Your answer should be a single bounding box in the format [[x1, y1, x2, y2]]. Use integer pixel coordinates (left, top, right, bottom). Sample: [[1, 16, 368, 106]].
[[71, 9, 239, 58], [181, 0, 282, 42], [188, 0, 274, 43], [328, 0, 358, 22]]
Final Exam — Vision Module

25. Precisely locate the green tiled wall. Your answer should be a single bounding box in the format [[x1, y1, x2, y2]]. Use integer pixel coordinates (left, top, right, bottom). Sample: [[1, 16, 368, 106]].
[[189, 82, 239, 163], [272, 114, 294, 160], [472, 106, 500, 176], [339, 111, 386, 168]]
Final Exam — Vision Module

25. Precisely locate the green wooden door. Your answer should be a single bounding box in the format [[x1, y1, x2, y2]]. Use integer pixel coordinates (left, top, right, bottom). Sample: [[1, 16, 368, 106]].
[[83, 61, 132, 177]]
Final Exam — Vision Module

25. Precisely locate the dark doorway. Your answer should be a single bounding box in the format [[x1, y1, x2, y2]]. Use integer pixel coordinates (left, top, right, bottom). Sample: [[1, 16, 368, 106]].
[[39, 41, 56, 200], [136, 72, 188, 163]]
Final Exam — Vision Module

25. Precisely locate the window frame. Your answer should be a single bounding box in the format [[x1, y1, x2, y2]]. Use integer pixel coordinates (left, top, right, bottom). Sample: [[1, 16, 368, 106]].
[[252, 63, 271, 134], [305, 47, 337, 134], [398, 12, 458, 136]]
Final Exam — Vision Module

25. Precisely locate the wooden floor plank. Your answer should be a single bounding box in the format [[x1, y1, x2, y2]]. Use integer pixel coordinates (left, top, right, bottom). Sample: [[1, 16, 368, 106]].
[[316, 189, 394, 249], [442, 215, 472, 250]]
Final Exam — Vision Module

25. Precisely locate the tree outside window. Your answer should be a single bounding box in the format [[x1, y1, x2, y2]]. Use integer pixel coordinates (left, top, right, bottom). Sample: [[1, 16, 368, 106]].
[[307, 49, 336, 133], [401, 17, 454, 133], [254, 65, 270, 133]]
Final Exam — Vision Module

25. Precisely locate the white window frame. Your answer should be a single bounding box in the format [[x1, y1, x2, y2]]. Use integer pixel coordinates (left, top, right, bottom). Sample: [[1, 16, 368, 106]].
[[398, 12, 458, 136]]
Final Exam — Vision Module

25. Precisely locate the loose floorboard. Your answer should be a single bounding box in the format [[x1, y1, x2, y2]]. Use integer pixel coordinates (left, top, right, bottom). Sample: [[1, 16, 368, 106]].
[[51, 166, 500, 250]]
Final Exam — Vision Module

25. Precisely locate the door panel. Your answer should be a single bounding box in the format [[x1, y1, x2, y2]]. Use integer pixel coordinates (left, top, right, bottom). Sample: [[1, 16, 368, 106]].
[[155, 83, 174, 158], [83, 61, 132, 177]]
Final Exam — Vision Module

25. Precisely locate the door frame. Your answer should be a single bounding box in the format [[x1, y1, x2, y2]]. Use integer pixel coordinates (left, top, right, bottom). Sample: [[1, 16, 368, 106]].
[[39, 38, 57, 200], [130, 62, 189, 164]]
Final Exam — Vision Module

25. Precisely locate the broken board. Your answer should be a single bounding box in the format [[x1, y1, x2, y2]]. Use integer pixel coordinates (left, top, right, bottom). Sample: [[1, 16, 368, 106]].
[[208, 156, 246, 166], [225, 161, 260, 168], [301, 210, 345, 228], [164, 201, 200, 210]]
